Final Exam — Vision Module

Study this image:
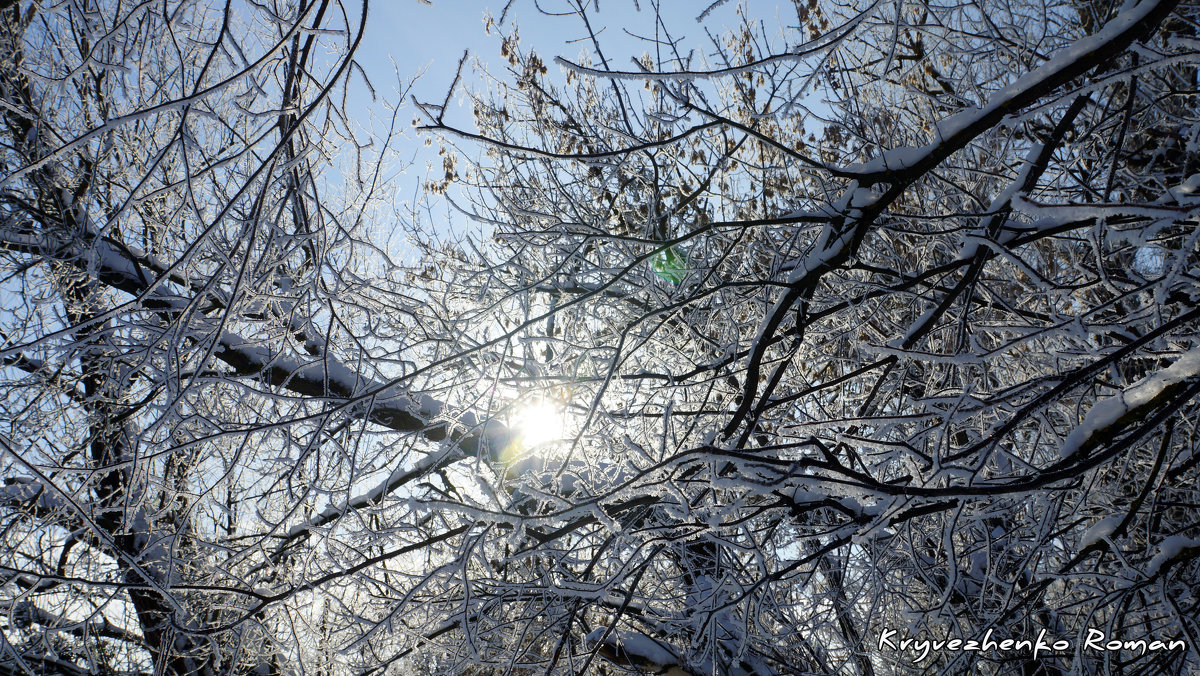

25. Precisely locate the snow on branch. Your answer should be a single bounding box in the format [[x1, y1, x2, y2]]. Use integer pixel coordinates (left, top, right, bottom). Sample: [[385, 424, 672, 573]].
[[584, 628, 685, 674], [724, 0, 1183, 441], [842, 0, 1183, 183], [0, 475, 71, 519], [0, 224, 513, 546], [1059, 343, 1200, 460], [1145, 536, 1200, 577]]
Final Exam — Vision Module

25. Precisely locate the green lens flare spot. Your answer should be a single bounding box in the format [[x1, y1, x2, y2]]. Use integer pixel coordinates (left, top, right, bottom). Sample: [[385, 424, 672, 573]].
[[650, 246, 687, 284]]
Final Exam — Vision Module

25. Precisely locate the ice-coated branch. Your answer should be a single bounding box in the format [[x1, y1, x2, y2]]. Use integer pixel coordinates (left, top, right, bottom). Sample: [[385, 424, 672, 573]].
[[0, 224, 513, 546], [723, 0, 1184, 441]]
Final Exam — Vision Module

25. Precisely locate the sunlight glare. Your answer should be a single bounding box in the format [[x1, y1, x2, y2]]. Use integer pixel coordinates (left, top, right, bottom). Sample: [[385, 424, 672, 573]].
[[511, 399, 566, 450]]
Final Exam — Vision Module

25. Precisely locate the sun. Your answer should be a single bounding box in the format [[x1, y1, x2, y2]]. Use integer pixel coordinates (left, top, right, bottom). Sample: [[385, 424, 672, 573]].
[[509, 399, 566, 449]]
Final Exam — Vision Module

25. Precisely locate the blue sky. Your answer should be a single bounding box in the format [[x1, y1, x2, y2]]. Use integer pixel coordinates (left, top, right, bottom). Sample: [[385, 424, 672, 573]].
[[344, 3, 761, 200], [353, 1, 753, 118], [335, 1, 798, 253]]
